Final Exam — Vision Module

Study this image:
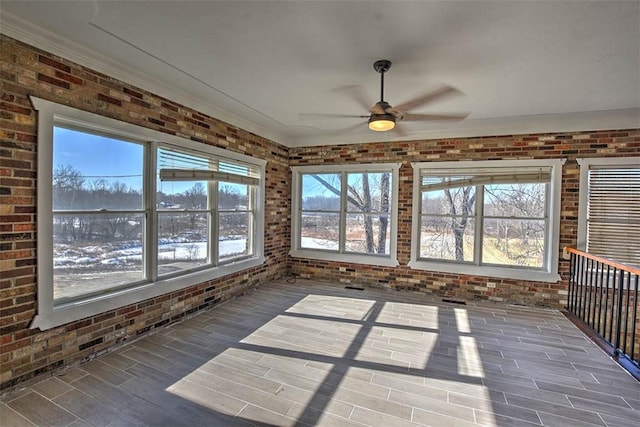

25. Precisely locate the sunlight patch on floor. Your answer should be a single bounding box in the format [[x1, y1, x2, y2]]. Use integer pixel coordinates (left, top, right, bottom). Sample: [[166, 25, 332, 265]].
[[284, 294, 377, 321], [454, 307, 471, 333], [457, 336, 485, 378]]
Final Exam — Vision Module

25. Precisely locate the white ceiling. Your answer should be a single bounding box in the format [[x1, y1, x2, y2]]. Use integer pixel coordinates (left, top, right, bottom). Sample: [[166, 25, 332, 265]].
[[2, 1, 639, 147]]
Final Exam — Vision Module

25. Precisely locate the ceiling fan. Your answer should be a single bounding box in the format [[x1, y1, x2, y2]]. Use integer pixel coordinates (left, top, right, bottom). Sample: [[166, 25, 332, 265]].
[[303, 59, 468, 132]]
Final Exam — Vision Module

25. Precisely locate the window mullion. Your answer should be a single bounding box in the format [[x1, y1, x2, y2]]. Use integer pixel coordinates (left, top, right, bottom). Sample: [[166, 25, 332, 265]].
[[211, 180, 219, 266], [418, 184, 424, 263], [474, 184, 483, 266], [248, 184, 256, 256], [339, 172, 347, 253], [296, 173, 302, 251], [543, 182, 551, 270], [147, 142, 158, 282]]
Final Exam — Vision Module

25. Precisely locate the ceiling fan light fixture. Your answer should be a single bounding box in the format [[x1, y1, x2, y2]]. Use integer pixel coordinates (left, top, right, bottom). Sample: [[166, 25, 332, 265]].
[[368, 113, 396, 131]]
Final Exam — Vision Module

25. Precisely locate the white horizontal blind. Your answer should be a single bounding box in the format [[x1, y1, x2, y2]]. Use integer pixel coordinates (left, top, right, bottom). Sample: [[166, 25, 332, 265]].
[[587, 166, 640, 266], [421, 166, 551, 192], [158, 148, 260, 185]]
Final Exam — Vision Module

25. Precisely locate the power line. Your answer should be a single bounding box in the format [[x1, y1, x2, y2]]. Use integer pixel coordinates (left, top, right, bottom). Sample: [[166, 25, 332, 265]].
[[77, 174, 142, 178]]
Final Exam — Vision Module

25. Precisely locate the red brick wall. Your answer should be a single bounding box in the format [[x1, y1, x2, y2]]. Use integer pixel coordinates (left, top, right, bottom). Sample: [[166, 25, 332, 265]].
[[1, 34, 639, 391], [0, 36, 290, 390], [289, 133, 640, 307]]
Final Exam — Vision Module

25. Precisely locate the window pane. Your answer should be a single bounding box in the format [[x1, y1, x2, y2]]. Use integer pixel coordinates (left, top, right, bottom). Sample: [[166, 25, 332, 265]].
[[219, 160, 249, 176], [53, 213, 144, 301], [346, 172, 392, 213], [158, 212, 208, 275], [157, 181, 207, 209], [219, 212, 252, 261], [587, 167, 640, 265], [53, 127, 143, 210], [420, 215, 475, 262], [483, 219, 546, 267], [484, 183, 546, 218], [219, 183, 250, 210], [422, 186, 476, 215], [345, 213, 390, 255], [300, 212, 339, 250], [420, 184, 475, 262], [301, 173, 341, 211]]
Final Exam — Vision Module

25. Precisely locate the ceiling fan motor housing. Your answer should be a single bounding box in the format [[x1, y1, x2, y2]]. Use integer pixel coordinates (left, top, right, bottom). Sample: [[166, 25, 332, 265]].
[[373, 59, 392, 74]]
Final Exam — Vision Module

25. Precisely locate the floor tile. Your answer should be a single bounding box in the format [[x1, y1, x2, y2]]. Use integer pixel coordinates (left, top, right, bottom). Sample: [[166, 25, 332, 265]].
[[0, 403, 37, 427], [2, 279, 638, 427], [6, 392, 77, 427]]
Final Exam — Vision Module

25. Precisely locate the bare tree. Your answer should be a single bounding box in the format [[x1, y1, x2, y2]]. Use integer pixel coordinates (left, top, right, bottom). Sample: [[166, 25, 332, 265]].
[[310, 173, 390, 254], [484, 184, 546, 266], [443, 186, 476, 261], [53, 164, 85, 209]]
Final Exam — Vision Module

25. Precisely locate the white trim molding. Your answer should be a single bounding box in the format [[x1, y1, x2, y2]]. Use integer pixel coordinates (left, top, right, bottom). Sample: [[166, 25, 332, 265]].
[[409, 159, 565, 283], [31, 97, 266, 330], [290, 163, 400, 267]]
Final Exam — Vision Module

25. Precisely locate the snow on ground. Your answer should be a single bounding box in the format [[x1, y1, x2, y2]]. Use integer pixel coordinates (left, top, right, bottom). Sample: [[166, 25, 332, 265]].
[[54, 239, 248, 268]]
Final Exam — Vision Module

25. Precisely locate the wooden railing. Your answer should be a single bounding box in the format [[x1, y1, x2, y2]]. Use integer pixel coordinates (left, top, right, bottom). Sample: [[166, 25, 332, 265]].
[[565, 247, 639, 379]]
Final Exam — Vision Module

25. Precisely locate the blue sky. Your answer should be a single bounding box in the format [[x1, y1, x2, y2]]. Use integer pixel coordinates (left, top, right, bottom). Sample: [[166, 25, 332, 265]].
[[53, 127, 214, 195], [54, 127, 144, 191]]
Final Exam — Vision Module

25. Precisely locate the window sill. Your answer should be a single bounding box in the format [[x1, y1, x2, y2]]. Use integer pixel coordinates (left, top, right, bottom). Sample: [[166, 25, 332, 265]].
[[290, 249, 399, 268], [31, 255, 264, 330], [408, 259, 561, 283]]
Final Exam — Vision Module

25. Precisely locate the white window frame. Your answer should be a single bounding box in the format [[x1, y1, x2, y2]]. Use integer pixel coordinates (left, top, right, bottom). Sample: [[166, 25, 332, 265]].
[[31, 97, 265, 330], [409, 159, 564, 282], [290, 163, 400, 267], [576, 156, 640, 254]]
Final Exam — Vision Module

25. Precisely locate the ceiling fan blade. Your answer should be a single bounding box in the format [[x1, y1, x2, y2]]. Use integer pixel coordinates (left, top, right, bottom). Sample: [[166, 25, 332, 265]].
[[299, 113, 369, 120], [392, 124, 408, 137], [329, 120, 369, 134], [393, 85, 463, 113], [371, 102, 386, 115], [384, 107, 405, 120], [402, 112, 469, 122], [335, 85, 375, 113]]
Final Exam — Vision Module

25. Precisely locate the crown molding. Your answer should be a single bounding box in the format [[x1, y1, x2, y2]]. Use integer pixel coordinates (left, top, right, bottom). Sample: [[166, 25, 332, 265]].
[[0, 11, 291, 147], [292, 108, 640, 147], [2, 12, 637, 149]]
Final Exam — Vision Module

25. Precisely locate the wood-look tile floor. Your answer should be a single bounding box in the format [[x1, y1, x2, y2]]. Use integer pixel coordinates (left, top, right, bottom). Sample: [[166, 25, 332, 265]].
[[2, 279, 639, 427]]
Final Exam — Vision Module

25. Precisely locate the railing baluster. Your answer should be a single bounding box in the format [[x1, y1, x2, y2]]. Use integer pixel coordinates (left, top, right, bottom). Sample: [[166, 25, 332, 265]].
[[597, 259, 605, 336], [615, 267, 625, 356], [586, 257, 592, 323], [574, 252, 581, 312], [631, 273, 638, 363], [564, 247, 639, 379], [623, 271, 631, 358], [590, 260, 596, 330], [603, 264, 611, 344], [578, 256, 586, 320]]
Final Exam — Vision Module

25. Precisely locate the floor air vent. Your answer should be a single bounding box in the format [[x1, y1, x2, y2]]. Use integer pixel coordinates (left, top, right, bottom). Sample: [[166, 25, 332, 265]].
[[345, 286, 365, 291], [442, 298, 466, 305]]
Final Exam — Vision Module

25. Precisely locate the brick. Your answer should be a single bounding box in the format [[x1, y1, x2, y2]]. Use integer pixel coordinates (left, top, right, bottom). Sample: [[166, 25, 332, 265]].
[[1, 33, 637, 394], [36, 73, 70, 89], [38, 55, 71, 73]]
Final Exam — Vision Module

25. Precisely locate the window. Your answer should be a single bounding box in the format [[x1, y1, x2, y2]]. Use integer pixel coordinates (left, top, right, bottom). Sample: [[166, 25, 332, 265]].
[[577, 157, 640, 266], [33, 97, 265, 329], [410, 159, 564, 282], [291, 164, 400, 267]]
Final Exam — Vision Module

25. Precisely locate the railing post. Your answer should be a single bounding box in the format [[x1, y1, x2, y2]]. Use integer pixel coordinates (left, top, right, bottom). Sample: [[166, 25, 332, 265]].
[[567, 251, 576, 311]]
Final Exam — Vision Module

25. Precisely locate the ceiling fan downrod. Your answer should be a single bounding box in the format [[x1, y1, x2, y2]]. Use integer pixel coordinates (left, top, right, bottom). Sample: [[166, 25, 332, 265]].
[[373, 59, 391, 102]]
